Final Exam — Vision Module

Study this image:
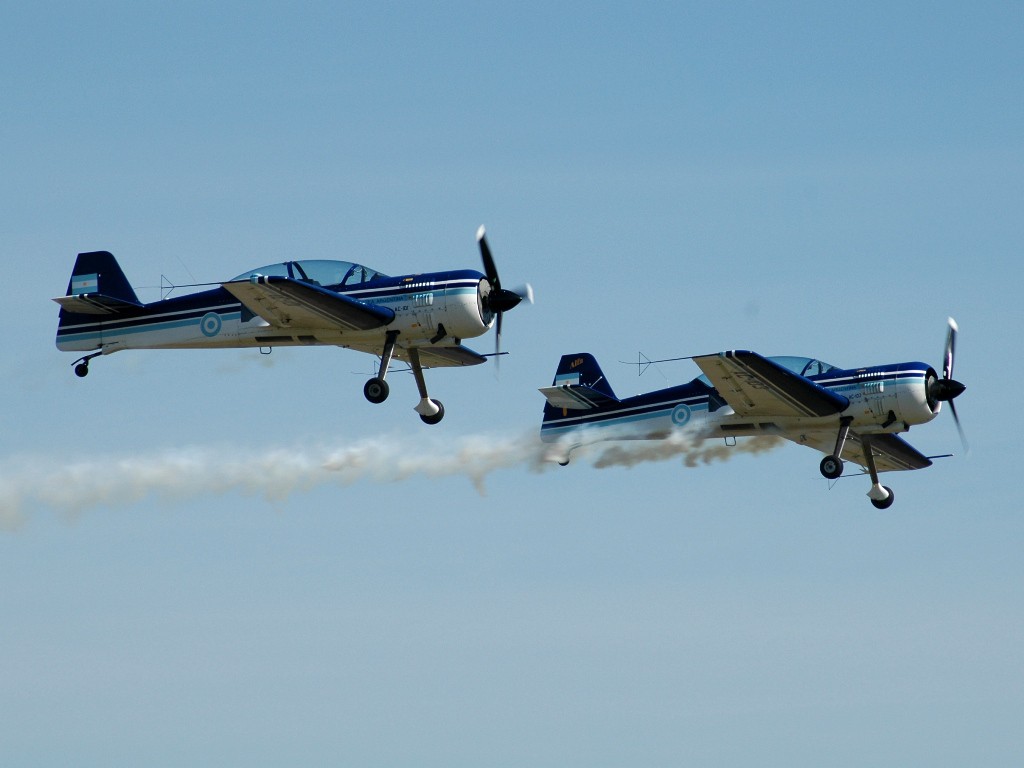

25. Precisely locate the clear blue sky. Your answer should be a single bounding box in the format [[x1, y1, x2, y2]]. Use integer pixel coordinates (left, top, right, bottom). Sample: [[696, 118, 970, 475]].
[[3, 2, 1023, 765]]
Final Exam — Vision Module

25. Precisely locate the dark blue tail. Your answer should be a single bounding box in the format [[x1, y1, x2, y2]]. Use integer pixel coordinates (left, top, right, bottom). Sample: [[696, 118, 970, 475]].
[[540, 353, 621, 430], [549, 353, 617, 397], [64, 251, 140, 304], [55, 251, 144, 323]]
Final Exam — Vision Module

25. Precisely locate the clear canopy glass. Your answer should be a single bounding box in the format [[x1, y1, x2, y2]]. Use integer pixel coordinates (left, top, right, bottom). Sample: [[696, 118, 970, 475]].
[[230, 259, 388, 287], [767, 355, 836, 378]]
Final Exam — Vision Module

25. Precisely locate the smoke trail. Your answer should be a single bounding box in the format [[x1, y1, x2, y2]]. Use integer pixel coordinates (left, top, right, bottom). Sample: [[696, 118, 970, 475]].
[[590, 432, 784, 469], [0, 428, 784, 530], [0, 431, 547, 530]]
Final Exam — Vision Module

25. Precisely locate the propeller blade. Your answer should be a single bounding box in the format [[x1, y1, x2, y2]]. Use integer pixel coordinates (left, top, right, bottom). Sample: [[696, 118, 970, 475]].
[[477, 225, 499, 288], [934, 316, 968, 453], [494, 310, 504, 373], [511, 283, 534, 304], [943, 317, 958, 381], [474, 226, 531, 373], [948, 398, 969, 454]]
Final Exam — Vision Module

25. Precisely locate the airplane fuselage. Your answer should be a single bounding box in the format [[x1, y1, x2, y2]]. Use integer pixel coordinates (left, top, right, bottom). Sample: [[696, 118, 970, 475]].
[[56, 269, 494, 355], [540, 360, 940, 446]]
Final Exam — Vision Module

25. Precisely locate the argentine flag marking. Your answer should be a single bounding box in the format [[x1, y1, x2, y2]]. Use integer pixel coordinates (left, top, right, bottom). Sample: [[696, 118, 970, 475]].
[[71, 274, 99, 295]]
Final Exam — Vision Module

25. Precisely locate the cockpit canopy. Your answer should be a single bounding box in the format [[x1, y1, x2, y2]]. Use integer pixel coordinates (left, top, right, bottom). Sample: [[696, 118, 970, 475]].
[[230, 259, 388, 288], [695, 355, 837, 386], [767, 355, 837, 378]]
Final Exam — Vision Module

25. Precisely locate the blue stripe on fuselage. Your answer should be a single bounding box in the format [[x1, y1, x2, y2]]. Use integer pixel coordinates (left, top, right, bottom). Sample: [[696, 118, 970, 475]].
[[541, 401, 711, 437], [58, 310, 243, 343]]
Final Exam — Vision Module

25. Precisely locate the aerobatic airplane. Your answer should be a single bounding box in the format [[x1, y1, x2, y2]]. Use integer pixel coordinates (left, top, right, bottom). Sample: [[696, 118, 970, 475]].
[[539, 321, 966, 508], [54, 227, 531, 423]]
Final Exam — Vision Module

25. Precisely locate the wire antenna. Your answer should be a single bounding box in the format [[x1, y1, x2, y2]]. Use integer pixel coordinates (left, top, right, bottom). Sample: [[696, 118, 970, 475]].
[[619, 352, 691, 377]]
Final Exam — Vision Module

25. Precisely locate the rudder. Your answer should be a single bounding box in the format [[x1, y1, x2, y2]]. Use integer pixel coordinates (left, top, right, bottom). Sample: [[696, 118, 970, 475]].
[[540, 352, 621, 431], [64, 251, 140, 304], [54, 251, 143, 318], [549, 353, 617, 398]]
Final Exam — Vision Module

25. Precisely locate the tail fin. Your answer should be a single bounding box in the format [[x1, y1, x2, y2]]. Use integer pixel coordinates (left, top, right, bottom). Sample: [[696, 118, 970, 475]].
[[54, 251, 143, 315], [550, 353, 616, 397], [540, 353, 620, 426]]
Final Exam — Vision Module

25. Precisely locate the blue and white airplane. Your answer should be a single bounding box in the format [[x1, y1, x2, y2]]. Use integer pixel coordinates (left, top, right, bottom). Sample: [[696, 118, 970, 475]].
[[55, 227, 531, 424], [539, 321, 966, 508]]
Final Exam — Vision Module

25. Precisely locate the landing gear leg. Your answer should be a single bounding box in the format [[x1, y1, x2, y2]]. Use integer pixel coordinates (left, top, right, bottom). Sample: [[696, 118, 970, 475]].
[[861, 436, 894, 509], [364, 331, 399, 404], [820, 416, 853, 480], [72, 351, 104, 378], [408, 348, 444, 425]]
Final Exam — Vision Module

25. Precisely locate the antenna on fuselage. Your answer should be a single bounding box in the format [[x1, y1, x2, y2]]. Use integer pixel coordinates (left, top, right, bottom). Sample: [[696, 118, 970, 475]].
[[619, 352, 690, 378], [160, 274, 176, 300]]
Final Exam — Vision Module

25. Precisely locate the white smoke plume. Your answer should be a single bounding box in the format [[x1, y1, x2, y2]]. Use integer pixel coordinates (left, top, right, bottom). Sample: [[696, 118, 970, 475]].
[[590, 432, 784, 469], [0, 428, 783, 530]]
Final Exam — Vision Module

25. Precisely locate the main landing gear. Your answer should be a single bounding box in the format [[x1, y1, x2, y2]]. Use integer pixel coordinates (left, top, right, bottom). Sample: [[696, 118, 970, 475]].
[[861, 435, 894, 510], [363, 331, 397, 405], [362, 331, 445, 425], [818, 416, 894, 509], [819, 416, 852, 480]]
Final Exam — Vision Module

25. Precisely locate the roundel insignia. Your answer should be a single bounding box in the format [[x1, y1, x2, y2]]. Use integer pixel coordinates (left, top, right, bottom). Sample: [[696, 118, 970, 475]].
[[671, 403, 691, 426], [200, 312, 223, 337]]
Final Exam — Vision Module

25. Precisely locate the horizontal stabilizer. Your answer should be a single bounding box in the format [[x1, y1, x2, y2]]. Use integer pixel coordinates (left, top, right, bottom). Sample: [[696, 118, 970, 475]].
[[53, 293, 144, 316], [539, 384, 619, 411]]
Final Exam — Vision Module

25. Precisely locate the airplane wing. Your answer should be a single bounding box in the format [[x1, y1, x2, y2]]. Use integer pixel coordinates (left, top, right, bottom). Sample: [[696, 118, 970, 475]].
[[795, 430, 933, 473], [693, 350, 848, 417], [403, 345, 487, 368], [223, 276, 394, 331]]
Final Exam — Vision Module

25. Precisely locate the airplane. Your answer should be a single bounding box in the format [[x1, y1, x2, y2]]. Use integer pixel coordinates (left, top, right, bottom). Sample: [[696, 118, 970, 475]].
[[539, 321, 967, 508], [54, 226, 531, 423]]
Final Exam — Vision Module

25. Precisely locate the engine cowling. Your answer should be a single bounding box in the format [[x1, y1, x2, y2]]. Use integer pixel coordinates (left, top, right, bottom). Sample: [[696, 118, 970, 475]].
[[895, 363, 941, 426], [439, 277, 494, 340]]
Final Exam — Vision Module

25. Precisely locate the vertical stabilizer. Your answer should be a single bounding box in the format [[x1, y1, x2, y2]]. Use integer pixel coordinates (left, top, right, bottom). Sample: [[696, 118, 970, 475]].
[[64, 251, 140, 304], [54, 251, 144, 318], [540, 352, 621, 432], [548, 353, 617, 398]]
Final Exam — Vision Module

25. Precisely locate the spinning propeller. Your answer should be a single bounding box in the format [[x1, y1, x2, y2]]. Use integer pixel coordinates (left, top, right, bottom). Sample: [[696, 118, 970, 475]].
[[928, 317, 968, 451], [477, 225, 533, 362]]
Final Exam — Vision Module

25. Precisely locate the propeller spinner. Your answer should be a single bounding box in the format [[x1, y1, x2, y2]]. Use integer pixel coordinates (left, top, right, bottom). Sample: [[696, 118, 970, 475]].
[[927, 317, 968, 450], [477, 226, 533, 361]]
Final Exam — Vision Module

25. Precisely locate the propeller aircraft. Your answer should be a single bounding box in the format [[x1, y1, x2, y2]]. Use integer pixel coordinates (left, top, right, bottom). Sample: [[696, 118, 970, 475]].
[[54, 227, 531, 424], [539, 320, 967, 508]]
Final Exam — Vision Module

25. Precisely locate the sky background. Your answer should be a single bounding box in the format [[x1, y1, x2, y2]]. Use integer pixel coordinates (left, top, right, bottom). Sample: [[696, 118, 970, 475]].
[[2, 2, 1023, 765]]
